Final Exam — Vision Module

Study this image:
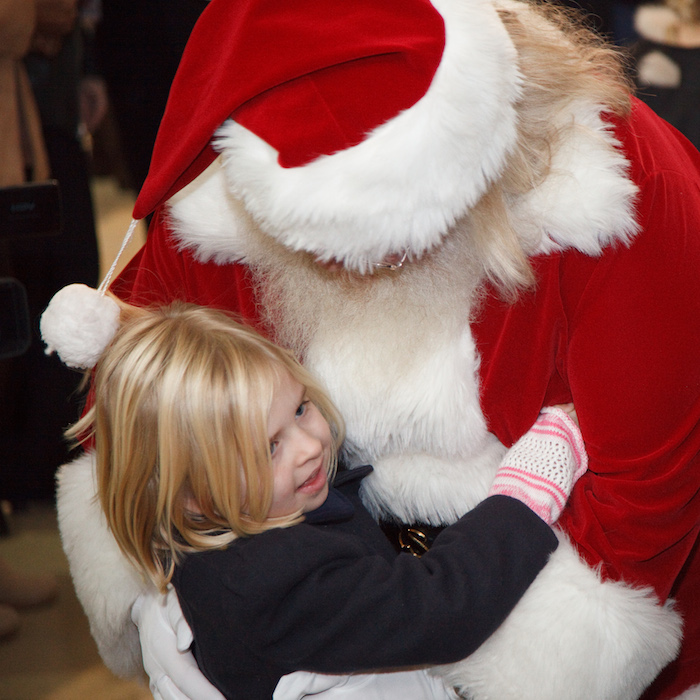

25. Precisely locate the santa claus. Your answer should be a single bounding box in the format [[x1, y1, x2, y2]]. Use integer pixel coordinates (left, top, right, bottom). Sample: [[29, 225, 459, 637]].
[[52, 0, 700, 698]]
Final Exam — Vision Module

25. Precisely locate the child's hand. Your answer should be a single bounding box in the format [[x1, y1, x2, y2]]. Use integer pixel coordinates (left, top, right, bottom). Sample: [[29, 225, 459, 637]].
[[551, 402, 579, 427], [488, 407, 587, 525]]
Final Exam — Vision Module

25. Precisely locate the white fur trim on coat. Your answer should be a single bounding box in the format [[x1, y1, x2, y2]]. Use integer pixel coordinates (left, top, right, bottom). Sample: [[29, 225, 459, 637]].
[[433, 533, 683, 700], [211, 0, 522, 273], [517, 100, 639, 257], [56, 452, 148, 678]]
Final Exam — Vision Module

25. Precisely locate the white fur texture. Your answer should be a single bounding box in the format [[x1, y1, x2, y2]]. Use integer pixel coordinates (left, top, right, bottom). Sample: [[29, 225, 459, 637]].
[[167, 159, 257, 265], [434, 534, 683, 700], [359, 445, 503, 527], [56, 452, 148, 678], [302, 312, 501, 525], [168, 86, 637, 269], [40, 284, 121, 370], [212, 0, 522, 272], [515, 101, 639, 256]]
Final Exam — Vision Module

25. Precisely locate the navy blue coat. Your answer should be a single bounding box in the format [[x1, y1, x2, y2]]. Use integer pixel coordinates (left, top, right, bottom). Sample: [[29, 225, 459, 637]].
[[172, 467, 558, 699]]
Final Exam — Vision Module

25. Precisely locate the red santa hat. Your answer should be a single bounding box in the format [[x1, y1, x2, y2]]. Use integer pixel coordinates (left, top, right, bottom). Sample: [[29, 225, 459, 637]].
[[135, 0, 523, 271], [41, 0, 523, 369]]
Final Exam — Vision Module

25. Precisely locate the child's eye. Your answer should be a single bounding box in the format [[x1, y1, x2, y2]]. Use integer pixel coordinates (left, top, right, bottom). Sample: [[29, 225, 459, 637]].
[[296, 400, 309, 418], [269, 440, 278, 456]]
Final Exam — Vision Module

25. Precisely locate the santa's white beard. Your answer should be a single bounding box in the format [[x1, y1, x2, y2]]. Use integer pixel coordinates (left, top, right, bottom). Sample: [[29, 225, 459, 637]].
[[245, 222, 505, 525]]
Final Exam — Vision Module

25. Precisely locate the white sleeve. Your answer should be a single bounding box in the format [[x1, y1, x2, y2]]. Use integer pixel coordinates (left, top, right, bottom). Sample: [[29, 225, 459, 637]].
[[56, 451, 148, 677], [274, 670, 457, 700]]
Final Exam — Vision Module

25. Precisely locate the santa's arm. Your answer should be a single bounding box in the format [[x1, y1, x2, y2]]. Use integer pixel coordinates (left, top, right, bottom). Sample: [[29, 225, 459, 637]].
[[559, 168, 700, 602], [434, 533, 682, 700], [439, 166, 700, 699]]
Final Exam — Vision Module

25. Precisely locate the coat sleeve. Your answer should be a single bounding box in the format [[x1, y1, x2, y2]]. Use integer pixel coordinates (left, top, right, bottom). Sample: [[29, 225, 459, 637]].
[[177, 496, 557, 675], [558, 164, 700, 601]]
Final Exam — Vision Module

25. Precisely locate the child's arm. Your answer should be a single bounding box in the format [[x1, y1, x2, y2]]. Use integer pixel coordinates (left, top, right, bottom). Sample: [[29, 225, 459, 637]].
[[177, 407, 585, 677]]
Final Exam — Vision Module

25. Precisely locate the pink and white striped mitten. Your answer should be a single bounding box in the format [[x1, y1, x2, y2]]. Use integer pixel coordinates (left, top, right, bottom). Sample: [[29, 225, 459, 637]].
[[489, 407, 588, 524]]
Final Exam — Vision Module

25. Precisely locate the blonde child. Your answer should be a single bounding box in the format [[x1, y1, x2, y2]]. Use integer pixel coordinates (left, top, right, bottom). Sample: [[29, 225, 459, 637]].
[[67, 301, 586, 700]]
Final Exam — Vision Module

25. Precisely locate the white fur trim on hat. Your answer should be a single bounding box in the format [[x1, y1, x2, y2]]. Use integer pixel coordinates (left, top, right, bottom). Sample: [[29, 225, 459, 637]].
[[40, 284, 120, 370], [213, 0, 521, 273]]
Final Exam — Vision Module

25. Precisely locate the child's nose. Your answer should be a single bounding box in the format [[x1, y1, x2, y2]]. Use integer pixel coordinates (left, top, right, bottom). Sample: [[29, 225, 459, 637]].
[[295, 428, 323, 463]]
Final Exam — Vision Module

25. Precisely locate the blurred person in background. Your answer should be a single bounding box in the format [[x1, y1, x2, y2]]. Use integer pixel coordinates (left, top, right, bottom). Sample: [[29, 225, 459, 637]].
[[552, 1, 642, 42], [95, 0, 206, 197], [0, 0, 49, 188], [0, 0, 63, 641], [0, 0, 104, 506], [633, 0, 700, 149]]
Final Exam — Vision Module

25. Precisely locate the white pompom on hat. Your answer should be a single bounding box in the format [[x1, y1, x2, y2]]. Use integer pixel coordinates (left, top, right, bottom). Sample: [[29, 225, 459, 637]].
[[40, 219, 139, 370], [40, 284, 121, 370]]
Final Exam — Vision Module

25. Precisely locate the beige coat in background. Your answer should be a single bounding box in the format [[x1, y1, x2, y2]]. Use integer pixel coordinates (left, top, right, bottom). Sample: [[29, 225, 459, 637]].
[[0, 0, 49, 187]]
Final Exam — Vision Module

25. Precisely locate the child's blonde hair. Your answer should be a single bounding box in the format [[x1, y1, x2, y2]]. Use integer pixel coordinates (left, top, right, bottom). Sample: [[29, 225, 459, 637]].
[[68, 301, 344, 592]]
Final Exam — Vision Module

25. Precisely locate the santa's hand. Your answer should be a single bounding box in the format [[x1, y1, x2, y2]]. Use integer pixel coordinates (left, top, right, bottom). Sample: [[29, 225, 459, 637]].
[[489, 406, 587, 524], [131, 587, 225, 700]]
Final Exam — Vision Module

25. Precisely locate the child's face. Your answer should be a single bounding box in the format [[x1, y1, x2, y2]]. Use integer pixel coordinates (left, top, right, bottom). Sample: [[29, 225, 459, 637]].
[[266, 370, 332, 519]]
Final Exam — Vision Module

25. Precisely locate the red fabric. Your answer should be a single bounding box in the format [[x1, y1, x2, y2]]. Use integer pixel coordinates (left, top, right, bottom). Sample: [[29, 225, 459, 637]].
[[111, 210, 262, 330], [132, 0, 445, 219], [114, 100, 700, 699], [473, 101, 700, 700]]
